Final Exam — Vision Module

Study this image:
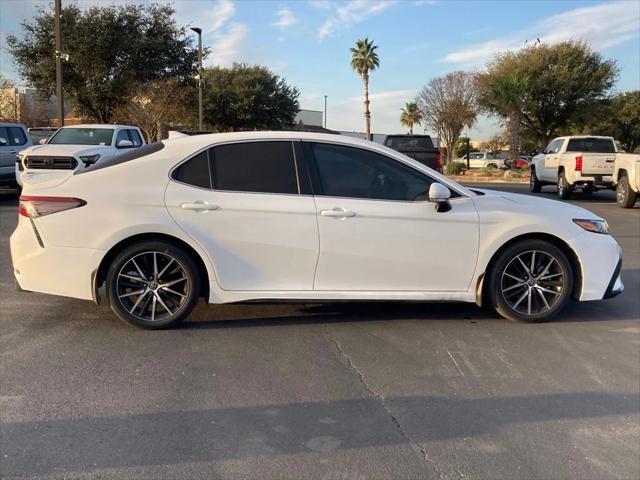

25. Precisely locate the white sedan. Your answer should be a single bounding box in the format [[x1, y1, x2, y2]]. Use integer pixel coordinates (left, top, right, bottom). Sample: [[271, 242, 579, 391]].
[[11, 132, 623, 329]]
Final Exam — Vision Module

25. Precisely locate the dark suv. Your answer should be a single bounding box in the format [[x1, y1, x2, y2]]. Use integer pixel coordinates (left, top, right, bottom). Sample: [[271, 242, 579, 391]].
[[383, 135, 441, 171]]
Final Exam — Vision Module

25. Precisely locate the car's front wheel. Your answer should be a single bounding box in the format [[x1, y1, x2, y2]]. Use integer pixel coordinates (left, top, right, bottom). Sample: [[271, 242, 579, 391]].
[[488, 239, 574, 323], [616, 174, 637, 208], [106, 241, 200, 329]]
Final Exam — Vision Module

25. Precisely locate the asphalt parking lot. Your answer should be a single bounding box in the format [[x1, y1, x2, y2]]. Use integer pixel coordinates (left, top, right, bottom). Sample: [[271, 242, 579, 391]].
[[1, 183, 638, 480]]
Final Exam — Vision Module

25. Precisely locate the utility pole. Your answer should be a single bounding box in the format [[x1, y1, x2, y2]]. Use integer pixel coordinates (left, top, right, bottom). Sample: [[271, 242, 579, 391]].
[[54, 0, 64, 127], [323, 95, 327, 129], [190, 27, 203, 131]]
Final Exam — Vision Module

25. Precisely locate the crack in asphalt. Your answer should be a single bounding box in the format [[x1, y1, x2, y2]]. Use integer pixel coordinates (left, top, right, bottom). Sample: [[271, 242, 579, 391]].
[[323, 324, 456, 478]]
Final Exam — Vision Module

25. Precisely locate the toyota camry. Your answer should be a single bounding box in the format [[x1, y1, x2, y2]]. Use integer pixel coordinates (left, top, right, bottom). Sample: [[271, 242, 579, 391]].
[[10, 132, 623, 329]]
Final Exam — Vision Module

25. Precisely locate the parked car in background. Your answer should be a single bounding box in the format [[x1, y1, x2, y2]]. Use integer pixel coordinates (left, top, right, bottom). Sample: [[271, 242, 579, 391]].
[[530, 135, 617, 199], [0, 123, 32, 191], [383, 134, 441, 171], [12, 131, 623, 329], [16, 124, 146, 187], [612, 153, 640, 208], [512, 155, 531, 169], [28, 127, 58, 145], [456, 152, 506, 170]]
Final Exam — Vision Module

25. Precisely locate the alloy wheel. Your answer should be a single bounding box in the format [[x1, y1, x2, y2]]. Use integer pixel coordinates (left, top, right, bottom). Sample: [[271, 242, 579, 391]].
[[616, 182, 626, 204], [115, 251, 190, 322], [500, 250, 565, 316]]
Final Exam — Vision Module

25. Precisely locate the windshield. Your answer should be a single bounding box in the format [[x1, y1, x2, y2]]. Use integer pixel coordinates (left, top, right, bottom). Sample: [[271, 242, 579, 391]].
[[566, 138, 616, 153], [385, 136, 434, 150], [30, 130, 56, 144], [48, 128, 114, 146]]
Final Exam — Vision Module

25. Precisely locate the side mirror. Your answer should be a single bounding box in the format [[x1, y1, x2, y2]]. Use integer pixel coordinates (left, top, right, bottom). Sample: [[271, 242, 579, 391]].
[[428, 182, 452, 213], [117, 139, 134, 148], [39, 138, 48, 145], [0, 138, 7, 146]]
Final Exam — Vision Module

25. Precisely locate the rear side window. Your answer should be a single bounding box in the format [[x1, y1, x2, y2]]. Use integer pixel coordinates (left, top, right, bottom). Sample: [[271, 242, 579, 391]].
[[210, 141, 298, 194], [566, 138, 616, 153], [9, 127, 28, 146], [172, 151, 211, 189]]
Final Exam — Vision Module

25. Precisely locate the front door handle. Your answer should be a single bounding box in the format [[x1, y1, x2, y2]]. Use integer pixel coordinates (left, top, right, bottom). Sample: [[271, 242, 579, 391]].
[[320, 208, 356, 218], [181, 201, 219, 211]]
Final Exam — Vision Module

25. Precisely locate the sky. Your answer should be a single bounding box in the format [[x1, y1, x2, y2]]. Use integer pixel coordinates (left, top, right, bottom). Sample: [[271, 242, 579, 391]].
[[1, 0, 639, 139]]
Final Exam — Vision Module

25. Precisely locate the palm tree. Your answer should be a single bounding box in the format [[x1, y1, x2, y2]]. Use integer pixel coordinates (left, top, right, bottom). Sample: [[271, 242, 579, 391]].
[[400, 101, 422, 134], [350, 37, 379, 140]]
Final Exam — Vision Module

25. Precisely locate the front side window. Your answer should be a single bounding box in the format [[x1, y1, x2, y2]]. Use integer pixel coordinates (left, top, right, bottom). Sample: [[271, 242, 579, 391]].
[[210, 141, 298, 194], [8, 127, 28, 145], [308, 142, 437, 201], [48, 128, 114, 146]]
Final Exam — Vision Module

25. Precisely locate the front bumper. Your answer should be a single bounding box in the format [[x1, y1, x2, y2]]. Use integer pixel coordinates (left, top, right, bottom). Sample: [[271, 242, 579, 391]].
[[571, 230, 623, 301], [10, 216, 103, 300]]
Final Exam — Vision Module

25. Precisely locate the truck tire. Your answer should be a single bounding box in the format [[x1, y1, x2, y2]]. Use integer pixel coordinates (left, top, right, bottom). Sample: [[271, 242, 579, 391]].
[[616, 174, 637, 208], [557, 171, 572, 200], [530, 167, 542, 193]]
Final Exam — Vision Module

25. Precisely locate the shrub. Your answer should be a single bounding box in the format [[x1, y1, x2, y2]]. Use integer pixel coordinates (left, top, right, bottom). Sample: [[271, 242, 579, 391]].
[[444, 162, 466, 175]]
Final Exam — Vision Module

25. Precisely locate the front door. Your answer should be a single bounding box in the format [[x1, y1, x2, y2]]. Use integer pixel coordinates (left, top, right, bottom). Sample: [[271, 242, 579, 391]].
[[165, 140, 319, 291], [304, 142, 479, 292], [542, 139, 563, 182]]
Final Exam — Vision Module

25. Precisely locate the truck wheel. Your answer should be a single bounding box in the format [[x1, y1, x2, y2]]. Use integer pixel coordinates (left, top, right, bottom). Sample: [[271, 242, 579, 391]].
[[530, 167, 542, 193], [557, 171, 572, 200], [616, 175, 637, 208]]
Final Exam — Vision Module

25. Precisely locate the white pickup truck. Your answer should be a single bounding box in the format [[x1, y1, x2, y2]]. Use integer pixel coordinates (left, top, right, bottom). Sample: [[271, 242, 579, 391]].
[[613, 153, 640, 208], [530, 135, 617, 199], [16, 124, 145, 188]]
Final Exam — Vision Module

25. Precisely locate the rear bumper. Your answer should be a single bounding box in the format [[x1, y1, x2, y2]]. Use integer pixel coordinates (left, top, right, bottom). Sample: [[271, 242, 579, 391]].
[[10, 216, 103, 300]]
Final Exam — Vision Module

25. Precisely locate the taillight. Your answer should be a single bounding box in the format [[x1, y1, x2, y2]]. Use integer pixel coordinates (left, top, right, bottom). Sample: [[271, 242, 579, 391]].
[[575, 156, 583, 172], [19, 195, 86, 218], [434, 150, 442, 170]]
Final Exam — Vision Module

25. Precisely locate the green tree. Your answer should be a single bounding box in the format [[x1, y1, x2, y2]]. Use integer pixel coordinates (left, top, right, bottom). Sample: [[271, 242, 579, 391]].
[[350, 37, 380, 140], [417, 71, 477, 163], [201, 64, 300, 131], [6, 3, 198, 123], [581, 91, 640, 152], [476, 41, 617, 146], [400, 101, 422, 134], [454, 137, 479, 159]]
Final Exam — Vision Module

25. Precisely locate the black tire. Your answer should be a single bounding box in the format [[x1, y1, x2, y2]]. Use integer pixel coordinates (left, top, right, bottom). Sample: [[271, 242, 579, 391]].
[[557, 171, 572, 199], [616, 175, 637, 208], [487, 239, 574, 323], [530, 167, 542, 193], [106, 241, 200, 329]]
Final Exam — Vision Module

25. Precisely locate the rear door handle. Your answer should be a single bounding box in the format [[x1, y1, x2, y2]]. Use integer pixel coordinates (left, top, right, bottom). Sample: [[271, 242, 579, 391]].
[[320, 208, 356, 218], [181, 201, 219, 211]]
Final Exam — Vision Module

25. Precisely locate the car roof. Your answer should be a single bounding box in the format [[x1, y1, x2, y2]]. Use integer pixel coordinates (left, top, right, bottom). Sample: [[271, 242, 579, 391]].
[[0, 122, 27, 128], [60, 124, 137, 129]]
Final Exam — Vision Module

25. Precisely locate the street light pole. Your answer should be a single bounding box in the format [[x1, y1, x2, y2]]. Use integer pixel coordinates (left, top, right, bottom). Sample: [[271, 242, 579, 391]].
[[324, 95, 327, 129], [191, 27, 203, 131], [54, 0, 64, 127]]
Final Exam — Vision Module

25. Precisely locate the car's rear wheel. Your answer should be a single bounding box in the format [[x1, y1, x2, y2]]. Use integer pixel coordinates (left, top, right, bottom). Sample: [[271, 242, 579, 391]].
[[557, 171, 572, 199], [530, 167, 542, 193], [106, 241, 200, 329], [488, 239, 573, 323], [616, 174, 637, 208]]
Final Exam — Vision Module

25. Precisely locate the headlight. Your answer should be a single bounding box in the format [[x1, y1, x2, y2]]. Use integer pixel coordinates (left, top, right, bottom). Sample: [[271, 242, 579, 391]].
[[573, 218, 609, 235], [79, 154, 100, 166]]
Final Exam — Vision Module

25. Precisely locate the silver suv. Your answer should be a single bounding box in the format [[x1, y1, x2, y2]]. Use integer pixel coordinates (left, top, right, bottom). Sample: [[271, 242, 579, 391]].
[[0, 123, 32, 192]]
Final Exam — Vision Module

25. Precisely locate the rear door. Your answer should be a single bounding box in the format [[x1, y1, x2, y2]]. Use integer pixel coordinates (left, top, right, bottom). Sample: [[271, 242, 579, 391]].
[[165, 140, 319, 291]]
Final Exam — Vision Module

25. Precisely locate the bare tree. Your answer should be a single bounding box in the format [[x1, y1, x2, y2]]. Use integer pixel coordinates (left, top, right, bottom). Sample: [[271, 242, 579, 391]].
[[417, 71, 477, 163], [114, 79, 193, 142], [0, 75, 19, 122]]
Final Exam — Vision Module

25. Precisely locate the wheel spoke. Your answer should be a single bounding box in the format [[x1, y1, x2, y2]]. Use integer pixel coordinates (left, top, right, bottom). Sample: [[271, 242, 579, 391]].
[[536, 285, 561, 296], [119, 273, 145, 283], [536, 258, 555, 280], [539, 272, 562, 281], [161, 277, 187, 288], [512, 289, 529, 309], [151, 294, 157, 321], [119, 288, 145, 299], [530, 251, 536, 275], [527, 289, 532, 315], [129, 290, 148, 313], [504, 272, 526, 283], [157, 258, 174, 281], [516, 255, 531, 276], [161, 286, 186, 298], [155, 293, 173, 315], [131, 259, 146, 280], [504, 282, 527, 292], [153, 252, 158, 277], [536, 288, 550, 310]]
